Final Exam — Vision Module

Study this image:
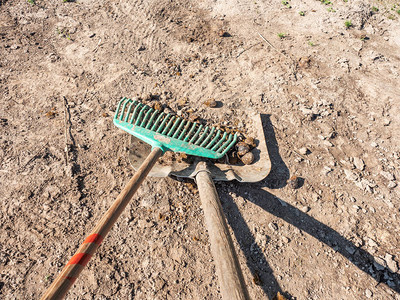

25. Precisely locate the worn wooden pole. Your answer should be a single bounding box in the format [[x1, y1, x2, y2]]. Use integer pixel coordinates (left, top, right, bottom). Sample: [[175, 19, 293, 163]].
[[196, 170, 250, 300], [41, 147, 163, 300]]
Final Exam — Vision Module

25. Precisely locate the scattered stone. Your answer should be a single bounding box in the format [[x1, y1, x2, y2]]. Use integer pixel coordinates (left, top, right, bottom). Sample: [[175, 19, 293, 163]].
[[294, 156, 303, 163], [268, 222, 278, 232], [298, 56, 311, 69], [299, 106, 313, 116], [241, 152, 254, 165], [299, 147, 310, 155], [287, 175, 301, 189], [380, 171, 395, 181], [282, 236, 290, 243], [344, 169, 358, 181], [255, 232, 269, 249], [203, 98, 217, 108], [322, 166, 333, 175], [353, 157, 365, 171], [387, 181, 397, 189], [383, 118, 391, 126], [365, 289, 373, 298], [140, 196, 156, 207], [10, 44, 20, 50], [89, 33, 96, 38], [218, 30, 231, 37], [367, 238, 378, 248], [370, 142, 378, 147], [301, 206, 310, 213], [374, 256, 386, 271], [323, 140, 333, 147], [385, 253, 398, 273], [355, 178, 375, 193], [138, 45, 146, 51]]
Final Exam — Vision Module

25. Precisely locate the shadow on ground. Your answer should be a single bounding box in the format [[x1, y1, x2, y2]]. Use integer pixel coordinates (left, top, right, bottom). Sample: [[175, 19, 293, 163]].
[[218, 114, 399, 299]]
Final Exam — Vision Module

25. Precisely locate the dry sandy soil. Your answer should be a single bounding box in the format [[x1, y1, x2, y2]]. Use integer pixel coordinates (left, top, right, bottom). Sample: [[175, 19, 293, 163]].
[[1, 0, 400, 299]]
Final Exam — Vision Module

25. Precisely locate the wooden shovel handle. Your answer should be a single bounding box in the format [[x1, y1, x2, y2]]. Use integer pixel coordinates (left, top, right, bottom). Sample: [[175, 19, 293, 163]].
[[196, 170, 250, 300], [41, 147, 163, 300]]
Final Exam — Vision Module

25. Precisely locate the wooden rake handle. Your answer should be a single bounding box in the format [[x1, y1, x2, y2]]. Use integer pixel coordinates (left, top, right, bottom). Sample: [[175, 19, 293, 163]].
[[196, 170, 250, 300], [41, 147, 163, 300]]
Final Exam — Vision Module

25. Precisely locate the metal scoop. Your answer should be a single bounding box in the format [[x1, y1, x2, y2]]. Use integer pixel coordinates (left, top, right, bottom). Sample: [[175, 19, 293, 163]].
[[129, 113, 271, 300], [129, 113, 270, 182]]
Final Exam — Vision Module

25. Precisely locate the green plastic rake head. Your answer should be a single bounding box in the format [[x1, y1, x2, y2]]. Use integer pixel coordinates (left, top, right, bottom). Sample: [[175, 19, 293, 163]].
[[113, 97, 237, 159]]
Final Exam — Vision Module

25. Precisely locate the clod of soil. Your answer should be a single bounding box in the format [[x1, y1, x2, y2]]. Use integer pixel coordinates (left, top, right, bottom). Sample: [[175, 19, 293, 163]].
[[236, 142, 250, 156], [244, 137, 256, 148], [153, 102, 163, 111], [241, 151, 254, 165]]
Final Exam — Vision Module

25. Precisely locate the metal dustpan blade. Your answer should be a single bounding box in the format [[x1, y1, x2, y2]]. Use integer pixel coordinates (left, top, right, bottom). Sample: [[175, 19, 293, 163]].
[[129, 113, 271, 183]]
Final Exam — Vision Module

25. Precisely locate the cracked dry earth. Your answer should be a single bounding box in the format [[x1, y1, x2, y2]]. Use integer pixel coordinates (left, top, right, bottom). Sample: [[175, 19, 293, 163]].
[[1, 0, 400, 299]]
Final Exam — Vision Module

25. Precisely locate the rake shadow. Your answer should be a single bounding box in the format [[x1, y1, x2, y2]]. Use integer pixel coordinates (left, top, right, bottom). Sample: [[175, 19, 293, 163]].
[[218, 114, 399, 298]]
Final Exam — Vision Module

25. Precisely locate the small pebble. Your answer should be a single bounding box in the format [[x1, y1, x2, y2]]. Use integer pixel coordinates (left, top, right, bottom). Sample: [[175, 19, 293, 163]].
[[387, 181, 397, 189], [203, 98, 217, 108], [353, 157, 365, 171], [374, 256, 386, 271], [385, 253, 398, 273], [301, 206, 310, 213], [344, 169, 358, 181], [218, 30, 231, 37], [298, 56, 311, 68], [287, 175, 301, 189], [380, 171, 395, 181], [268, 222, 278, 231], [365, 289, 373, 298], [383, 118, 391, 126], [299, 147, 309, 155], [367, 238, 378, 247]]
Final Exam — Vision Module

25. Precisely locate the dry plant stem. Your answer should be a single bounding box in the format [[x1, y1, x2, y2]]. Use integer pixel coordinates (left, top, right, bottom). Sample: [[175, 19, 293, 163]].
[[257, 32, 278, 51], [196, 170, 250, 300], [236, 42, 261, 58], [257, 32, 298, 78], [41, 147, 163, 300]]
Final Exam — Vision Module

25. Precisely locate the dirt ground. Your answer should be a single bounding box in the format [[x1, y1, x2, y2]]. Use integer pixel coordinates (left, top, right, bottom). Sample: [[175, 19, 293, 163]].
[[1, 0, 400, 299]]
